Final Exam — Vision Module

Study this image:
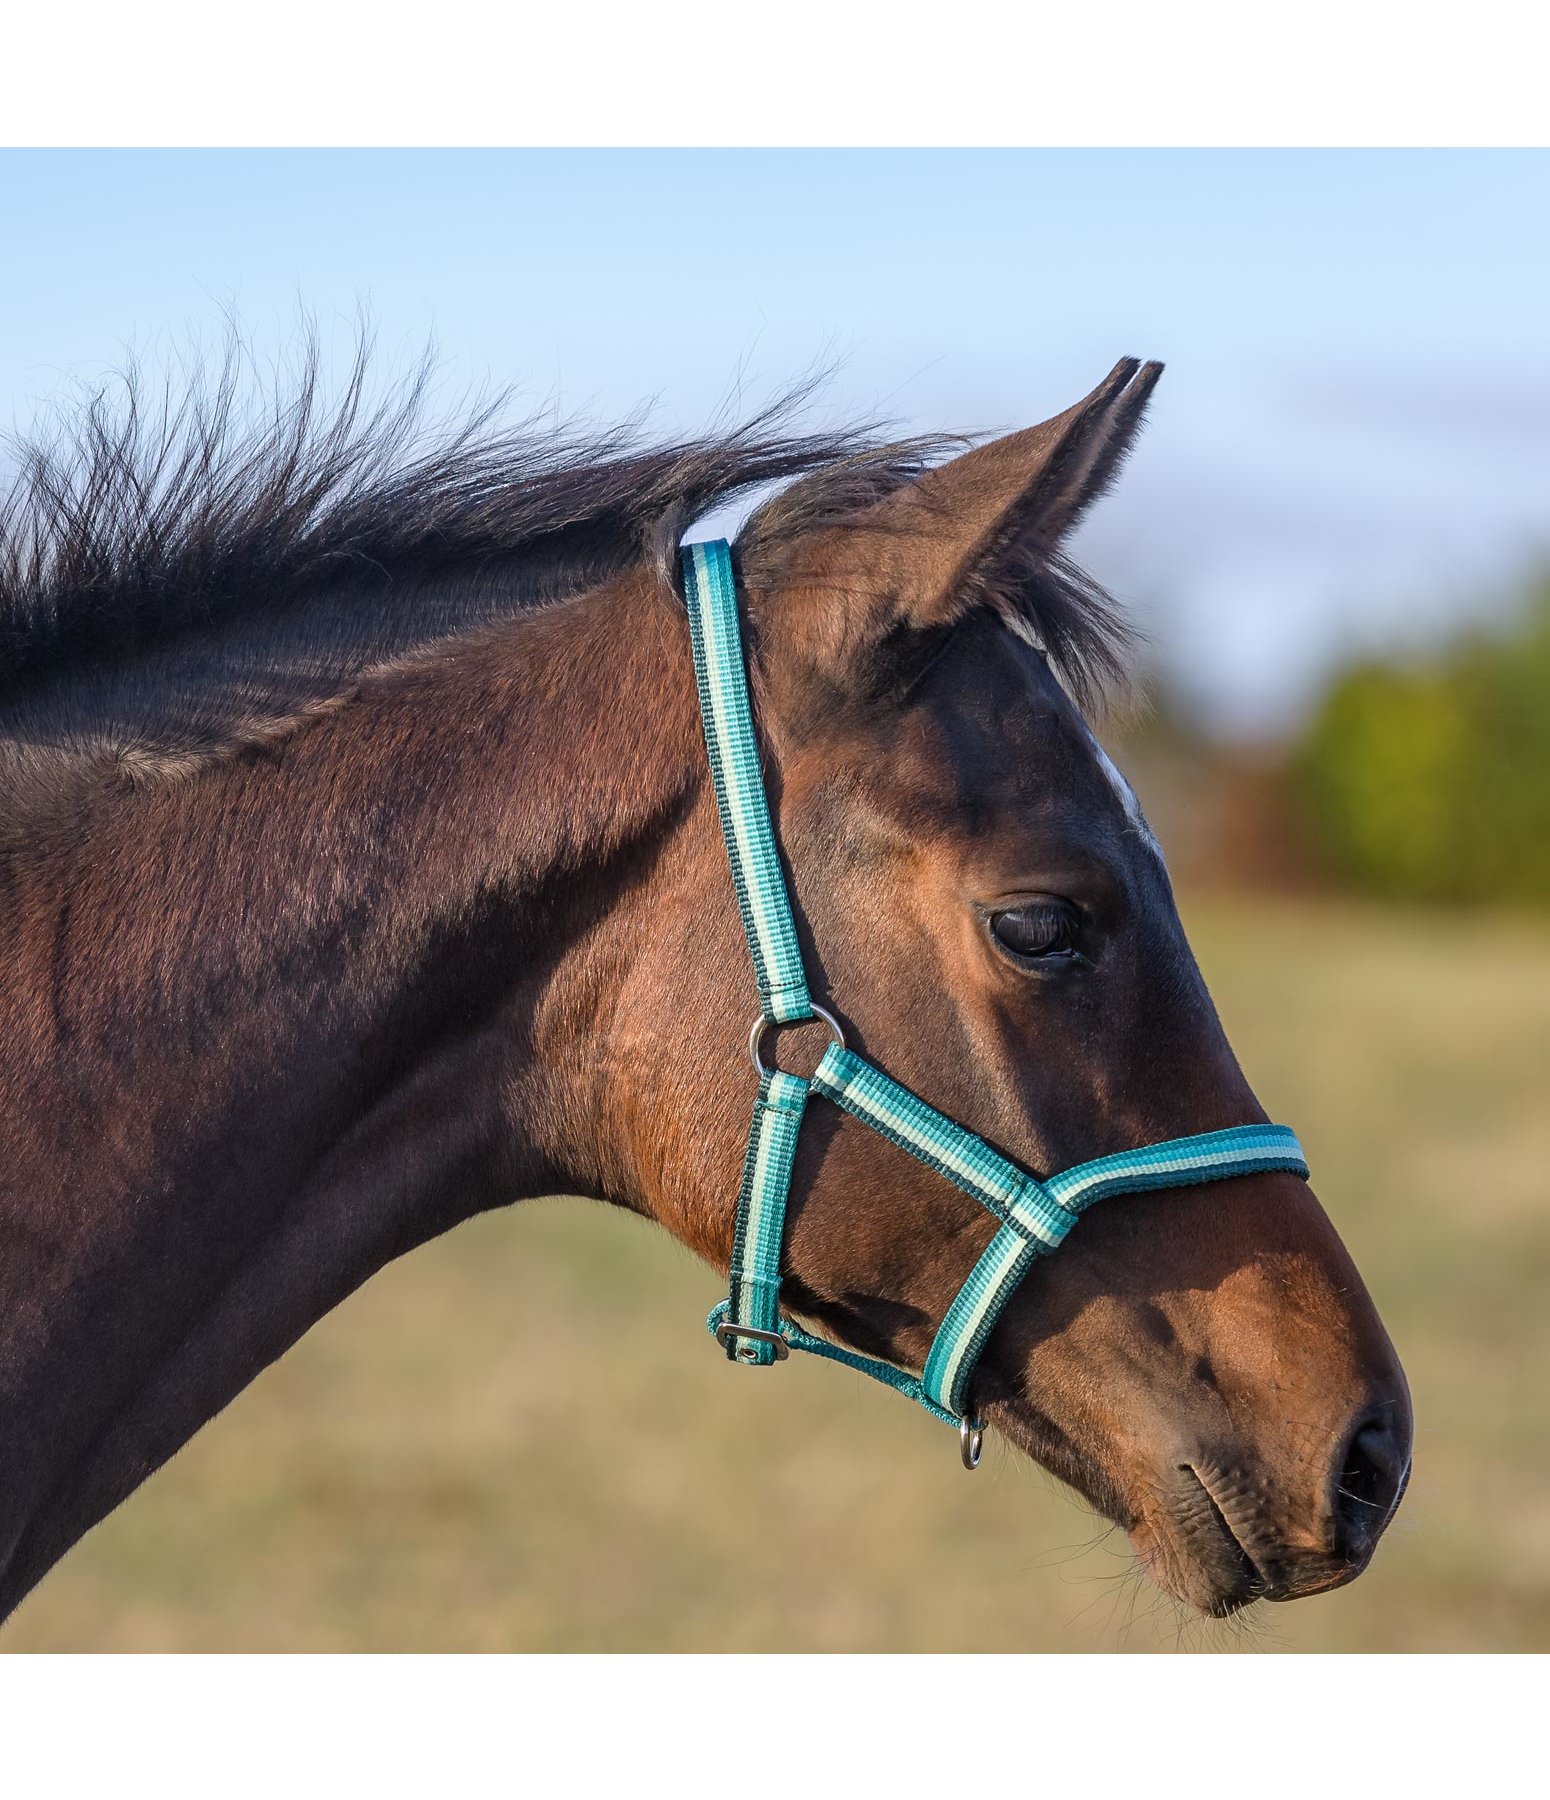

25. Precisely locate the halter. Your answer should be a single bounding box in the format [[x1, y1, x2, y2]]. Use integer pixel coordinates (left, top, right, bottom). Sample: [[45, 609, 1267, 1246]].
[[682, 539, 1308, 1468]]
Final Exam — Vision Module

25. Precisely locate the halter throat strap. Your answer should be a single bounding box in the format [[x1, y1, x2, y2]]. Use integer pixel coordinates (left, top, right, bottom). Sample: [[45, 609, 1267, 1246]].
[[681, 538, 1309, 1446]]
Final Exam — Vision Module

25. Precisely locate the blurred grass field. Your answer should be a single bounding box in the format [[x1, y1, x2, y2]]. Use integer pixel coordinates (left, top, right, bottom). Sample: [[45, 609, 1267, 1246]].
[[5, 893, 1548, 1652]]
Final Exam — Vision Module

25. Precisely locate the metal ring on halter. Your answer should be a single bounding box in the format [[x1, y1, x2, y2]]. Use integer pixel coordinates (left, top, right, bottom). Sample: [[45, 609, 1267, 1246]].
[[748, 1003, 846, 1078], [960, 1415, 985, 1471]]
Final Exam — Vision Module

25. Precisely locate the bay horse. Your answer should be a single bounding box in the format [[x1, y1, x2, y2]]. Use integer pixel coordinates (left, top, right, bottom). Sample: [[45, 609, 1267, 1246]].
[[0, 351, 1410, 1626]]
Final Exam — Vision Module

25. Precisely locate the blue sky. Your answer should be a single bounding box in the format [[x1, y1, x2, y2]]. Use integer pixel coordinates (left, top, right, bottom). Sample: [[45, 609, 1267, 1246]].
[[2, 150, 1546, 731]]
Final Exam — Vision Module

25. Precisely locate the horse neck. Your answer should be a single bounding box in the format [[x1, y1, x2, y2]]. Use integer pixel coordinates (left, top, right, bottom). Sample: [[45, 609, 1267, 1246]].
[[0, 565, 705, 1615]]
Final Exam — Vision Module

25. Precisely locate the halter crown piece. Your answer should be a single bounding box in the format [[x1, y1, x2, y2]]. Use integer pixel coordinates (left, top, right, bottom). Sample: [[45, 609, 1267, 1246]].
[[681, 539, 1309, 1468]]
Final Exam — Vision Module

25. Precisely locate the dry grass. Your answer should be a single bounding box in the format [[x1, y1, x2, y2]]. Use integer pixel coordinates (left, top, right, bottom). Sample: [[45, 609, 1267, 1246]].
[[6, 893, 1548, 1651]]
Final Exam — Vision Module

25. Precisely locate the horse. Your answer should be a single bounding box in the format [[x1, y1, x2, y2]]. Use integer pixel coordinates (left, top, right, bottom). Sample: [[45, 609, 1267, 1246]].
[[0, 350, 1410, 1626]]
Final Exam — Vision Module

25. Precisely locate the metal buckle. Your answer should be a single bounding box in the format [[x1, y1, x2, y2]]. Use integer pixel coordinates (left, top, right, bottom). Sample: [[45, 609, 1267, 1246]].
[[960, 1415, 985, 1471], [714, 1321, 791, 1363], [748, 1003, 845, 1078]]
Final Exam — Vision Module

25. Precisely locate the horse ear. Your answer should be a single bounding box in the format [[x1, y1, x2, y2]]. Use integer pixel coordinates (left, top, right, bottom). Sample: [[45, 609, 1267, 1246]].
[[897, 355, 1164, 627], [746, 358, 1160, 706]]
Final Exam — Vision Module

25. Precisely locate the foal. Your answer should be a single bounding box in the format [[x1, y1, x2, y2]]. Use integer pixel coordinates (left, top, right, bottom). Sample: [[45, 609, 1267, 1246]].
[[0, 355, 1409, 1621]]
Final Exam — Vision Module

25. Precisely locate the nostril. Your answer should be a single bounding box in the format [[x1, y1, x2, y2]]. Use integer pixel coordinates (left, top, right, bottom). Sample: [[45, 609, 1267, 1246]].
[[1333, 1411, 1405, 1561]]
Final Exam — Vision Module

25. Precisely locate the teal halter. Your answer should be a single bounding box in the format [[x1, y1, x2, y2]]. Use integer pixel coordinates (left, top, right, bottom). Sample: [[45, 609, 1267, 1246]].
[[682, 538, 1308, 1466]]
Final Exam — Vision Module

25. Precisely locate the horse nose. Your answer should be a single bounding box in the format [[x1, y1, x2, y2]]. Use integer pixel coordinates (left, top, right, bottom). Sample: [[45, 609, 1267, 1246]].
[[1331, 1402, 1411, 1565]]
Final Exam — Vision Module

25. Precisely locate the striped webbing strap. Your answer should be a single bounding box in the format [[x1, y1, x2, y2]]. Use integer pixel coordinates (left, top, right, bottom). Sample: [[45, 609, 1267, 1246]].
[[682, 538, 813, 1027], [681, 539, 1310, 1428]]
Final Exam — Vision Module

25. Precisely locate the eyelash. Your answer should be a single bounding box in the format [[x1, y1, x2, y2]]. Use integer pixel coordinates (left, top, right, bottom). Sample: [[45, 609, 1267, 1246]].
[[986, 901, 1084, 966]]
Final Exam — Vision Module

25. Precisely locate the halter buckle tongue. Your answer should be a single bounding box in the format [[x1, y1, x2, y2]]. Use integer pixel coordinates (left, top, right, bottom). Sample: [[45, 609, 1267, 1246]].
[[713, 1320, 789, 1363]]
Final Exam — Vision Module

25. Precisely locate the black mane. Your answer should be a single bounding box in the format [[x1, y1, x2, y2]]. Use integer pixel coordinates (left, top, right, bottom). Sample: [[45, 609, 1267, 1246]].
[[0, 343, 1130, 826], [0, 343, 947, 698]]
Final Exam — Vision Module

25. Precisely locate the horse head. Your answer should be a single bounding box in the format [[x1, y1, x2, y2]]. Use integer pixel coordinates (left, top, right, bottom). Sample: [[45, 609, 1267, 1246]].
[[633, 360, 1411, 1615]]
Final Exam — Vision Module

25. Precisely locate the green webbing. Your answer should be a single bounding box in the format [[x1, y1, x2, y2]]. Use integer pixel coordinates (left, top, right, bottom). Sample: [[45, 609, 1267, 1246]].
[[811, 1044, 1307, 1416], [723, 1069, 809, 1366], [681, 538, 1311, 1442], [682, 539, 813, 1027], [705, 1299, 962, 1429]]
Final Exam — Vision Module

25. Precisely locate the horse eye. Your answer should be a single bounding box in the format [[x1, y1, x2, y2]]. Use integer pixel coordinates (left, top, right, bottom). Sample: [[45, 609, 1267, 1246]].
[[989, 902, 1079, 961]]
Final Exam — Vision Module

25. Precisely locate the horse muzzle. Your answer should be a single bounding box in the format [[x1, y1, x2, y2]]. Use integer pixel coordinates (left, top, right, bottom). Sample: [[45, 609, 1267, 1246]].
[[1132, 1394, 1414, 1615]]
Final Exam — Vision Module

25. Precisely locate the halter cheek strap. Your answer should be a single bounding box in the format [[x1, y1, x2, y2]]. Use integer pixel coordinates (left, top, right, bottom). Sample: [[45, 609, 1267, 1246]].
[[681, 538, 1308, 1460]]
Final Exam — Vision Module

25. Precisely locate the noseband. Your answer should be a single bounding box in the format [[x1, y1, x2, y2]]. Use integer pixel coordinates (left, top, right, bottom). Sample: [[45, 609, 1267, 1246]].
[[682, 539, 1308, 1468]]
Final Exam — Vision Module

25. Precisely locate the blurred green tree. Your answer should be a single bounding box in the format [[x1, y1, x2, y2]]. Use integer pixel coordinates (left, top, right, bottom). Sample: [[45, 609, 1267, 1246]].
[[1296, 571, 1550, 904]]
